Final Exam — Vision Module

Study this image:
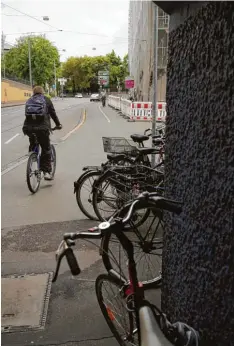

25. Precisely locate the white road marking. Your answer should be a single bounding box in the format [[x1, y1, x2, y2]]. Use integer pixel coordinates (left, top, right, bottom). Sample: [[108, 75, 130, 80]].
[[98, 105, 111, 123], [2, 109, 23, 117], [1, 157, 28, 176], [5, 133, 20, 144], [61, 109, 86, 141]]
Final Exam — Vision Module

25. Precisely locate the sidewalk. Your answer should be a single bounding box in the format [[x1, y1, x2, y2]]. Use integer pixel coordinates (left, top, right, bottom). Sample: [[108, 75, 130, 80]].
[[1, 218, 162, 346], [1, 101, 25, 108]]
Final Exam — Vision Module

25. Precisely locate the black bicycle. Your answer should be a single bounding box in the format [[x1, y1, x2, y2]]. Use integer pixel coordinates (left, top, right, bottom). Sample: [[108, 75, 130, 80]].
[[26, 126, 59, 193], [74, 129, 165, 220], [53, 192, 199, 346]]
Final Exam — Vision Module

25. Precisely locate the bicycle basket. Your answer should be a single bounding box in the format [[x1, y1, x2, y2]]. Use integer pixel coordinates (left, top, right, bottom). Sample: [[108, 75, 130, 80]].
[[102, 137, 138, 154]]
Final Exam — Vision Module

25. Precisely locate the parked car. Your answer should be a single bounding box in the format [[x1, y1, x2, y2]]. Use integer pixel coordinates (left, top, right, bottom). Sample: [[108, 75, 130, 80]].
[[75, 93, 83, 98], [60, 93, 66, 98], [90, 93, 100, 102]]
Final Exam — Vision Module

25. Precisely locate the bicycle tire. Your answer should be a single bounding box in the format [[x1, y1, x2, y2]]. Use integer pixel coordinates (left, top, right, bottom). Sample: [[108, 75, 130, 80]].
[[75, 170, 102, 220], [96, 273, 138, 346], [26, 152, 41, 194], [101, 204, 163, 289], [51, 144, 57, 179], [92, 171, 150, 227]]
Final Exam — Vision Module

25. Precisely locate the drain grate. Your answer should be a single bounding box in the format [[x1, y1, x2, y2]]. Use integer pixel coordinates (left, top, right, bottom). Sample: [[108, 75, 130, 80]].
[[2, 272, 53, 333]]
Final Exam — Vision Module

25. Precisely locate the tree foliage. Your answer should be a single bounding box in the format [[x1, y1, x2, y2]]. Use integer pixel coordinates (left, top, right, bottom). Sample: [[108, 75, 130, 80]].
[[4, 38, 129, 94], [4, 35, 60, 87], [62, 50, 129, 93]]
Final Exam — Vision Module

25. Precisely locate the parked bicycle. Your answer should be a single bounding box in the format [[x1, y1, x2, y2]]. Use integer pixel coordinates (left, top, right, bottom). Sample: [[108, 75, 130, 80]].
[[74, 127, 165, 221], [26, 126, 60, 193], [53, 192, 199, 346]]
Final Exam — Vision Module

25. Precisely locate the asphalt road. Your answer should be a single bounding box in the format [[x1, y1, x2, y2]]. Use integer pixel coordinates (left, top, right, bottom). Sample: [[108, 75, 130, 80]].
[[1, 98, 89, 171], [2, 99, 151, 228], [2, 100, 160, 346]]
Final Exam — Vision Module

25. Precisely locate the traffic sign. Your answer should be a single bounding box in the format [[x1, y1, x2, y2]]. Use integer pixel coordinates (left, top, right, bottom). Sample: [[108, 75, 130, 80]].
[[58, 77, 67, 83], [125, 76, 134, 89]]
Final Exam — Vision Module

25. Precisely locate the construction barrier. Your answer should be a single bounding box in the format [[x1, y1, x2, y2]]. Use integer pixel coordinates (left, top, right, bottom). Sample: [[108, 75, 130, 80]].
[[107, 96, 166, 122], [120, 98, 132, 118], [108, 95, 121, 110], [131, 102, 152, 121]]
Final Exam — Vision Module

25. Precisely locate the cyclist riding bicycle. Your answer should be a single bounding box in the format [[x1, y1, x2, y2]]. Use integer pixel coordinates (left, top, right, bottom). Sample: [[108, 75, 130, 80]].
[[22, 85, 62, 181], [101, 91, 106, 106]]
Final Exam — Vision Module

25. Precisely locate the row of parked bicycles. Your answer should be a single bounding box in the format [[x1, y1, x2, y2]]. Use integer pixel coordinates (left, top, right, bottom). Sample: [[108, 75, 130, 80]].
[[53, 126, 200, 346]]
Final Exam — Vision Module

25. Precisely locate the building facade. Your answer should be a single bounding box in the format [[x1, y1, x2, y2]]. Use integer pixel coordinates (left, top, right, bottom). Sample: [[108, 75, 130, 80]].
[[128, 1, 169, 102]]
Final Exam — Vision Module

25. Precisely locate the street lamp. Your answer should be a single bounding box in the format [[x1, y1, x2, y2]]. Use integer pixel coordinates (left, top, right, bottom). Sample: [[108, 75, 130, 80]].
[[54, 48, 66, 97]]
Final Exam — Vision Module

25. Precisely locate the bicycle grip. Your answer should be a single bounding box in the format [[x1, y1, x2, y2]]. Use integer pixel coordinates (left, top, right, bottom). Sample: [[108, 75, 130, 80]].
[[65, 248, 81, 276]]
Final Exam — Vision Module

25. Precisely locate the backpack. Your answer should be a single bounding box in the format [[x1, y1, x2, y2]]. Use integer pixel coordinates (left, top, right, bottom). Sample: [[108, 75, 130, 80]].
[[25, 94, 47, 123]]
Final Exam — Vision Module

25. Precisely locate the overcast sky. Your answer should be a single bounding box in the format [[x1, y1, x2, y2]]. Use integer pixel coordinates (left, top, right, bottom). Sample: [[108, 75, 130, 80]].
[[1, 0, 129, 61]]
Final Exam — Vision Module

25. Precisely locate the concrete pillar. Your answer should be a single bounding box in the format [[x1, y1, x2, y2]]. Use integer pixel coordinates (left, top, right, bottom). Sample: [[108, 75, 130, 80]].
[[162, 2, 234, 344]]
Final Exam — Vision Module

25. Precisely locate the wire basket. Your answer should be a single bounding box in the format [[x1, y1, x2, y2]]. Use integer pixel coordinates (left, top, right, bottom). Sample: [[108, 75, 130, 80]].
[[102, 137, 138, 154]]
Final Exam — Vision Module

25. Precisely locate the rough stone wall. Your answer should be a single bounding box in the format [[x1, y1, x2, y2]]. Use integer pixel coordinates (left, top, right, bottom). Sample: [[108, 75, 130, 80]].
[[162, 2, 234, 345]]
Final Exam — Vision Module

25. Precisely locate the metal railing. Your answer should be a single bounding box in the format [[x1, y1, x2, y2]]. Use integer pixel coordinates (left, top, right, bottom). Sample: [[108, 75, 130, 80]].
[[157, 47, 168, 69], [2, 74, 31, 86], [158, 16, 169, 30]]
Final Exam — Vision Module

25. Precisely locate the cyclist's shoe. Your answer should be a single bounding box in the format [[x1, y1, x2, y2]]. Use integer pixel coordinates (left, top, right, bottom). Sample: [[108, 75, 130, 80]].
[[44, 172, 54, 181]]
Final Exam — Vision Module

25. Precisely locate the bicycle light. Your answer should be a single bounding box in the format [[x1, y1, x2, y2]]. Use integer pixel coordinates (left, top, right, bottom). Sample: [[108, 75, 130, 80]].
[[99, 222, 110, 230]]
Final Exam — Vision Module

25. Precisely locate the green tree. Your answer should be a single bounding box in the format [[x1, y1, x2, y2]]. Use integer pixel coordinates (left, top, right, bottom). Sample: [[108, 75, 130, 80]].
[[4, 35, 60, 87], [61, 50, 129, 93]]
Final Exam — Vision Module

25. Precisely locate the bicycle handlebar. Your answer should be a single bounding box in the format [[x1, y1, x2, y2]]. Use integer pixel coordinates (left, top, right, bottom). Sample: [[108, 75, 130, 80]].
[[52, 192, 182, 283], [122, 192, 182, 223]]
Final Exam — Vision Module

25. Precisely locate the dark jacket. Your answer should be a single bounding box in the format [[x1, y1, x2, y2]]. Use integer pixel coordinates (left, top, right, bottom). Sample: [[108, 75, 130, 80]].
[[23, 94, 61, 133]]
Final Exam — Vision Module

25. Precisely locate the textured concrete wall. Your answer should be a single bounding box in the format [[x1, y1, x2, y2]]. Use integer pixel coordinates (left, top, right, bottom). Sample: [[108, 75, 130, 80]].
[[162, 2, 234, 345]]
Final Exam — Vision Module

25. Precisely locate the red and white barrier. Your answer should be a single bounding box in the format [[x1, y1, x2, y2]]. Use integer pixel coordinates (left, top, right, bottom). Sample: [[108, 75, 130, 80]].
[[108, 95, 121, 109], [108, 96, 166, 122], [120, 98, 132, 118], [131, 102, 152, 121], [157, 102, 166, 122], [129, 102, 166, 122]]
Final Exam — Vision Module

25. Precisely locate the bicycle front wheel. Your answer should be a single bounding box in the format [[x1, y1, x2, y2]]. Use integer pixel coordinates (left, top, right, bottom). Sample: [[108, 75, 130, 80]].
[[101, 207, 164, 289], [75, 170, 102, 220], [26, 152, 41, 193], [96, 274, 139, 346], [50, 144, 56, 179]]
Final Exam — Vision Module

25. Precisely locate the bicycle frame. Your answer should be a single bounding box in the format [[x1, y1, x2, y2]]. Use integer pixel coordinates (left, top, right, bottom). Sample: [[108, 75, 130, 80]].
[[52, 194, 200, 346], [53, 220, 145, 343]]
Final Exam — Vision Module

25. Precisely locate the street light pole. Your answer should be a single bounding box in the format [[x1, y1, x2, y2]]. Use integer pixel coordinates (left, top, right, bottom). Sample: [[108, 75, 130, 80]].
[[28, 35, 33, 87], [54, 60, 57, 97], [1, 32, 6, 78], [151, 4, 158, 167]]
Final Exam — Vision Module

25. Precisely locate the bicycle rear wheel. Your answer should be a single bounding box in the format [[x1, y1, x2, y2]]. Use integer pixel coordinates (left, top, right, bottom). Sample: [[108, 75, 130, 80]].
[[50, 144, 56, 179], [75, 170, 102, 220], [96, 273, 139, 346], [26, 152, 41, 193]]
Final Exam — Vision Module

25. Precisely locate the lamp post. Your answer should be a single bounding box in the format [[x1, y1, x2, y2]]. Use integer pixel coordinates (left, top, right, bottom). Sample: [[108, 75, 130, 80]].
[[54, 48, 66, 97]]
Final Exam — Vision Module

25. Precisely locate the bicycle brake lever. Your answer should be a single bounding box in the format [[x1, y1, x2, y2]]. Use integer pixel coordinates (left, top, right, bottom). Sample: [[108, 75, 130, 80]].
[[52, 252, 64, 282]]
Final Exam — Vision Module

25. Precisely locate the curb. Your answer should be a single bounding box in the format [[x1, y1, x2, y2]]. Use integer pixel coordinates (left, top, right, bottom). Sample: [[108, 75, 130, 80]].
[[1, 103, 25, 108]]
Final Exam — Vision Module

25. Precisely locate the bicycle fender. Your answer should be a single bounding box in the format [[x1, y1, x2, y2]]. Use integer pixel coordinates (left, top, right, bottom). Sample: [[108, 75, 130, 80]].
[[99, 237, 105, 255]]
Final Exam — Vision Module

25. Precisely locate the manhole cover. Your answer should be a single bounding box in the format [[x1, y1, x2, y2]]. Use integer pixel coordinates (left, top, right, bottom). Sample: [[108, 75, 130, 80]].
[[1, 272, 53, 333]]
